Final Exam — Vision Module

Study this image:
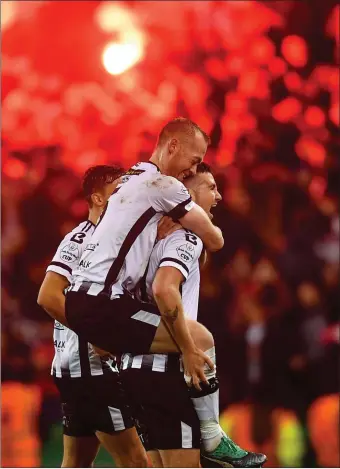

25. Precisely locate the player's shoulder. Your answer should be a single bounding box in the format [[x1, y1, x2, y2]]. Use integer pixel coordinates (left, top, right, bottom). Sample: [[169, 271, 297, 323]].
[[53, 220, 94, 264], [168, 228, 203, 246], [64, 220, 95, 240], [70, 220, 93, 234], [57, 220, 94, 249], [162, 228, 203, 258], [144, 173, 186, 191]]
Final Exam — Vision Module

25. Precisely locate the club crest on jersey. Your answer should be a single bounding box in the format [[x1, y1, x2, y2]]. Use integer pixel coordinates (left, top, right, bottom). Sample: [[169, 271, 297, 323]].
[[176, 243, 195, 262], [61, 243, 79, 263], [54, 321, 65, 330]]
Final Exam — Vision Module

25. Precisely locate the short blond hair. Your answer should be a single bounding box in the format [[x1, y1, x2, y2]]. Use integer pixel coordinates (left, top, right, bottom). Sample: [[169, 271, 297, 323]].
[[157, 117, 210, 146]]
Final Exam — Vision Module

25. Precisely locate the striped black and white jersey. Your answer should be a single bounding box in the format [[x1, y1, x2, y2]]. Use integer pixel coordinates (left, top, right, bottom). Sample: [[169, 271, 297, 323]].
[[47, 220, 117, 378], [121, 228, 203, 373], [144, 229, 203, 321], [71, 162, 195, 299]]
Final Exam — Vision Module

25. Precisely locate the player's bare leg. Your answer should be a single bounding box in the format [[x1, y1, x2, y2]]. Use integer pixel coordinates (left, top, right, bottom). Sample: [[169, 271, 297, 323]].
[[151, 319, 267, 468], [96, 427, 148, 468], [148, 450, 164, 468], [61, 435, 100, 467], [158, 449, 200, 468], [149, 320, 181, 353]]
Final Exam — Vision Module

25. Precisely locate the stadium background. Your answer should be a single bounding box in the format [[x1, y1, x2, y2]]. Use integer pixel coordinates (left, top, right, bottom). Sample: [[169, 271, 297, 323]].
[[1, 0, 339, 467]]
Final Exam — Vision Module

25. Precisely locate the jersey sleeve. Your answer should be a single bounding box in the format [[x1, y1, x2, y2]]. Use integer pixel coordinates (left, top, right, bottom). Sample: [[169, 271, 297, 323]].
[[147, 175, 195, 220], [46, 225, 88, 283], [158, 230, 203, 280]]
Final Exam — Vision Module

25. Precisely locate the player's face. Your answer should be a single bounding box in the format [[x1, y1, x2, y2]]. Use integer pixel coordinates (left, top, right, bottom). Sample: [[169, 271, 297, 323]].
[[189, 172, 222, 219], [166, 131, 208, 182]]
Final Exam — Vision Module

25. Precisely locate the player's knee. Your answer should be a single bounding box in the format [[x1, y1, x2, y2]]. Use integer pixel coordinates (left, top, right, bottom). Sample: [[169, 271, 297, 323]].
[[187, 319, 214, 351], [119, 444, 148, 468], [62, 456, 94, 468], [121, 451, 148, 468]]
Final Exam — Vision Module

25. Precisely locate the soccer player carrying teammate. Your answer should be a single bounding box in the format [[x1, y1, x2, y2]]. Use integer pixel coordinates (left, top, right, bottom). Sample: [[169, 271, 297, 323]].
[[38, 166, 148, 468], [121, 163, 267, 468], [66, 118, 223, 385], [65, 118, 265, 466]]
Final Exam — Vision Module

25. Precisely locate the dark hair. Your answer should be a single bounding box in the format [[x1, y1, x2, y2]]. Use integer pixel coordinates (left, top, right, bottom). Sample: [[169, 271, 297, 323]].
[[82, 165, 124, 205], [158, 117, 211, 146], [196, 162, 212, 174], [184, 162, 214, 185]]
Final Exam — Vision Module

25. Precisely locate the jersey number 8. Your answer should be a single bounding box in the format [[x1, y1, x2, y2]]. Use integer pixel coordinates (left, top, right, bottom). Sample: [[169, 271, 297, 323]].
[[70, 232, 86, 244], [185, 233, 198, 245]]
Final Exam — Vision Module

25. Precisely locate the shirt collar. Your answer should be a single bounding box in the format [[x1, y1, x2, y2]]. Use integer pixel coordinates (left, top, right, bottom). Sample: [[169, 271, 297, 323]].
[[131, 161, 160, 173]]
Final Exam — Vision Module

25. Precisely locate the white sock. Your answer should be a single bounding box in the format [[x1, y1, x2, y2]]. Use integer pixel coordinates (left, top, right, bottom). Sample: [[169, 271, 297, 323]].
[[190, 346, 223, 452]]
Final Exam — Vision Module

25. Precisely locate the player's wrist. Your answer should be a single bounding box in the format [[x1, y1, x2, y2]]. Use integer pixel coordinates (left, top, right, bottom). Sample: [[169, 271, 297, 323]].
[[181, 341, 198, 354]]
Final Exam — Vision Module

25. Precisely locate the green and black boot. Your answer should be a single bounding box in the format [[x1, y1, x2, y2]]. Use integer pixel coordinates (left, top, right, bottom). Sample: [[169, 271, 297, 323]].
[[201, 433, 267, 468]]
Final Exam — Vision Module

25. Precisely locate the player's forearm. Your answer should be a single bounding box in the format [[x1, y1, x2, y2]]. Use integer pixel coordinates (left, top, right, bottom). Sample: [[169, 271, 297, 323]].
[[179, 204, 224, 252], [153, 284, 196, 353], [204, 225, 224, 252], [37, 290, 67, 325]]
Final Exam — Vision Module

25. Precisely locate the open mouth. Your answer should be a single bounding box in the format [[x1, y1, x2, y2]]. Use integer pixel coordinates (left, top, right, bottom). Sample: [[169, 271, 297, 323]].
[[208, 203, 217, 219]]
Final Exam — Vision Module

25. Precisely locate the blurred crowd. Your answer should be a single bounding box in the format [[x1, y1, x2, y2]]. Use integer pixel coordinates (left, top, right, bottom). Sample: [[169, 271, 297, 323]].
[[1, 0, 339, 467]]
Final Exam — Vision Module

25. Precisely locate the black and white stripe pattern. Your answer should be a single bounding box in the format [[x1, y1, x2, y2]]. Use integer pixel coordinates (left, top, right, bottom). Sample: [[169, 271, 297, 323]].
[[142, 229, 203, 321], [108, 406, 126, 432], [121, 353, 183, 373], [102, 207, 157, 295], [82, 220, 95, 233], [120, 229, 203, 377], [48, 220, 118, 379], [51, 322, 118, 378], [181, 421, 193, 448], [71, 162, 195, 299]]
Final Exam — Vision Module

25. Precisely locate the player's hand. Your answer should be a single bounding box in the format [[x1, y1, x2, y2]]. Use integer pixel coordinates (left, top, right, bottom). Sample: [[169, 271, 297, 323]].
[[182, 347, 214, 391], [157, 216, 181, 240], [91, 344, 114, 361]]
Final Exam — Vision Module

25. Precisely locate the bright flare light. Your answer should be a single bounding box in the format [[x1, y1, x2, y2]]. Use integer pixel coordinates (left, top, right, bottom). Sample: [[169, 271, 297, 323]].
[[102, 42, 142, 75], [96, 2, 133, 34], [1, 1, 17, 30]]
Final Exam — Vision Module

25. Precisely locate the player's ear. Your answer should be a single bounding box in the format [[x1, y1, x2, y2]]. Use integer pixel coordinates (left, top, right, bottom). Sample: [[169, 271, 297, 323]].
[[168, 138, 179, 155], [91, 192, 104, 207]]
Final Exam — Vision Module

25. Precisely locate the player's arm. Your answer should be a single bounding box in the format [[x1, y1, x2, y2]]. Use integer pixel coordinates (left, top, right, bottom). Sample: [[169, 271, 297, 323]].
[[38, 270, 112, 358], [152, 267, 196, 351], [37, 227, 80, 325], [152, 231, 213, 388], [37, 271, 68, 325], [152, 266, 212, 389], [178, 204, 223, 252], [152, 266, 192, 349], [149, 176, 223, 252]]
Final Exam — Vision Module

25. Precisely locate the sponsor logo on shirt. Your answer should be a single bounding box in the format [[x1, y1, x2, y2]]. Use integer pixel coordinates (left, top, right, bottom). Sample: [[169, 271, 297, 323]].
[[176, 243, 195, 262], [85, 243, 97, 252], [60, 242, 79, 263], [54, 340, 66, 351], [79, 259, 91, 269], [125, 169, 144, 176]]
